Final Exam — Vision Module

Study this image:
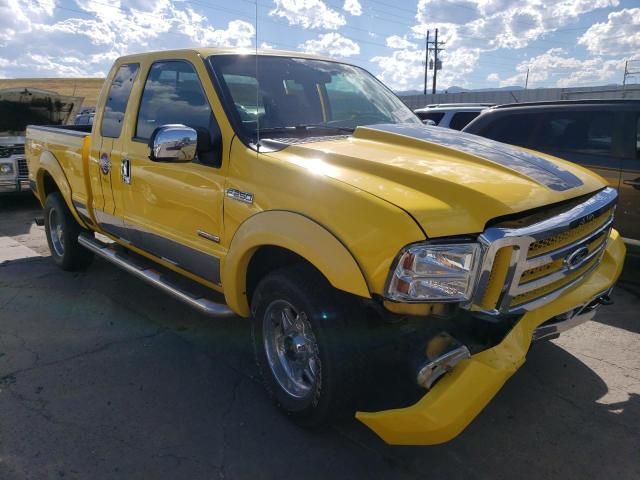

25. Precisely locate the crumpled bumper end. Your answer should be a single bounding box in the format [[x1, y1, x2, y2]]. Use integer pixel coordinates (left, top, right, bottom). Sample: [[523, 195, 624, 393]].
[[356, 229, 626, 445]]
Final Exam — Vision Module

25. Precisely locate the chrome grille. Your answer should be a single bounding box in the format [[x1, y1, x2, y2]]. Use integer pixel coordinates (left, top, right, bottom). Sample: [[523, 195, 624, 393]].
[[471, 187, 617, 315], [17, 157, 29, 179]]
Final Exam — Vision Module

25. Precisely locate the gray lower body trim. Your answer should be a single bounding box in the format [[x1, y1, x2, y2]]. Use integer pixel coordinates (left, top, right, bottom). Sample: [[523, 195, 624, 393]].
[[93, 208, 221, 284]]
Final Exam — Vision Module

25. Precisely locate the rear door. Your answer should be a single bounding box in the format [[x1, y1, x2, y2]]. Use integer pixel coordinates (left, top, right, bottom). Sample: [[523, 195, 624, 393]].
[[90, 63, 139, 237], [531, 109, 623, 189], [618, 112, 640, 240]]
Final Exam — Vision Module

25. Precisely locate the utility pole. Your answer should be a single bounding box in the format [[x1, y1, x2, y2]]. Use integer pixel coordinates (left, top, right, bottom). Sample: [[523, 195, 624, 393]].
[[424, 28, 444, 95], [423, 30, 430, 95], [432, 28, 439, 94], [623, 59, 640, 87], [524, 67, 529, 89]]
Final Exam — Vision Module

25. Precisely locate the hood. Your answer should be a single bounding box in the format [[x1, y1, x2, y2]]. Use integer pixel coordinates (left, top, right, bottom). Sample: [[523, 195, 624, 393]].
[[0, 87, 83, 138], [264, 124, 607, 238]]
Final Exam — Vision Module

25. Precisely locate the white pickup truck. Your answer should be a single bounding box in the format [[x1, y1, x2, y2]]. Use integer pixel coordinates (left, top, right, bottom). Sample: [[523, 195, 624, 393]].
[[0, 87, 82, 195]]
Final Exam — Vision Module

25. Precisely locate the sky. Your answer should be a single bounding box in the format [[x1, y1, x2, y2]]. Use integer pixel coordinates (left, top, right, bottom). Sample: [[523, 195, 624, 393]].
[[0, 0, 639, 91]]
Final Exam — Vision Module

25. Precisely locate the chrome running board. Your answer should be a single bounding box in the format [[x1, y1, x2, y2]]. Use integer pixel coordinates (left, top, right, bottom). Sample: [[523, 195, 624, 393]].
[[78, 234, 234, 318]]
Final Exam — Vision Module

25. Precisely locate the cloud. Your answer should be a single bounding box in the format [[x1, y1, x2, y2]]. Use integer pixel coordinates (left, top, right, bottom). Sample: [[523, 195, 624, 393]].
[[385, 35, 415, 49], [371, 40, 480, 91], [0, 0, 256, 78], [578, 8, 640, 55], [343, 0, 362, 16], [270, 0, 346, 30], [413, 0, 618, 51], [299, 32, 360, 57], [489, 48, 625, 88]]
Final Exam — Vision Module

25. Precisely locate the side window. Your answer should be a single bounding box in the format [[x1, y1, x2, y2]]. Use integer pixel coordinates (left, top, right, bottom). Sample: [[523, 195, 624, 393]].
[[325, 74, 382, 122], [222, 74, 264, 123], [636, 116, 639, 160], [416, 111, 445, 124], [101, 64, 139, 138], [535, 111, 614, 155], [449, 111, 481, 130], [136, 61, 213, 141], [481, 114, 540, 147]]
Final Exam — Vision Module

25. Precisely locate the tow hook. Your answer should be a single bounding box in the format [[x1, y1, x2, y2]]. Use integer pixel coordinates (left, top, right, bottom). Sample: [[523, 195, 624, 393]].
[[598, 294, 613, 306], [416, 332, 471, 389]]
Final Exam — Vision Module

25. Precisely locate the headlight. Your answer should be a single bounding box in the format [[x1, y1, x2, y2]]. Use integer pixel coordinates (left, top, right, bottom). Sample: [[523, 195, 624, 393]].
[[0, 163, 14, 175], [386, 243, 481, 302]]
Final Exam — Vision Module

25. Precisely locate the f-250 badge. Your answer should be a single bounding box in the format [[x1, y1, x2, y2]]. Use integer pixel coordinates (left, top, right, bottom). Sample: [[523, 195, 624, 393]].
[[99, 153, 111, 175]]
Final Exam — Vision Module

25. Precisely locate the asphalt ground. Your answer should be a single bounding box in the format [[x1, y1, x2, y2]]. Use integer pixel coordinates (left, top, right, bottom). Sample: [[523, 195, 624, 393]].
[[1, 195, 639, 480]]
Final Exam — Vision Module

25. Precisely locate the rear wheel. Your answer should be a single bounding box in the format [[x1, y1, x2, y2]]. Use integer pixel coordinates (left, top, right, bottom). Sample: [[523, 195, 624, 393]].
[[44, 192, 93, 271], [251, 264, 364, 427]]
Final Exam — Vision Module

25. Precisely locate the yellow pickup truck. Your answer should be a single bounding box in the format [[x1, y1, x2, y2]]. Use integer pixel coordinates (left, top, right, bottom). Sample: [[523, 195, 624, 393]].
[[26, 48, 625, 445]]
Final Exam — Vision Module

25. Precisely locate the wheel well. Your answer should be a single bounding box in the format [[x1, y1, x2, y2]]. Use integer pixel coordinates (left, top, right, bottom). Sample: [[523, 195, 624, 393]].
[[42, 172, 60, 199], [246, 246, 317, 304]]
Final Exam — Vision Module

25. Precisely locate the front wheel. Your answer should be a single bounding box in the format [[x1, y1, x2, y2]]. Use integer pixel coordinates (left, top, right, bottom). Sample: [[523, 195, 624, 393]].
[[251, 264, 364, 427], [44, 192, 93, 271]]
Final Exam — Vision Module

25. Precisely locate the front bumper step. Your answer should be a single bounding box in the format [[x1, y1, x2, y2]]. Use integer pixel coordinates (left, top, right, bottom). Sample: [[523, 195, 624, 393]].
[[532, 290, 612, 342]]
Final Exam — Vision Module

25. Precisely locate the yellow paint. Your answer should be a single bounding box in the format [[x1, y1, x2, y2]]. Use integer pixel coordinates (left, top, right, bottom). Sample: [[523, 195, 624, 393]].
[[25, 49, 627, 446], [223, 211, 371, 316], [356, 230, 625, 445]]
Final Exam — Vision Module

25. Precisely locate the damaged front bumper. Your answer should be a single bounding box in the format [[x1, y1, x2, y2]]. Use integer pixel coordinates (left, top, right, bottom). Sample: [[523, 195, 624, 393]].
[[356, 229, 626, 445]]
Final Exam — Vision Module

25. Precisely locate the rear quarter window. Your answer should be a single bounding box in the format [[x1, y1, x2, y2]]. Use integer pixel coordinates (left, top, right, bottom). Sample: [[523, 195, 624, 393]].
[[415, 111, 445, 124], [101, 64, 140, 138]]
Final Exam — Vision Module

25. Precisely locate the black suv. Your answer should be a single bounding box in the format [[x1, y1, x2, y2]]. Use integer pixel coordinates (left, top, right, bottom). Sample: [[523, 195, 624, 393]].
[[464, 100, 640, 241]]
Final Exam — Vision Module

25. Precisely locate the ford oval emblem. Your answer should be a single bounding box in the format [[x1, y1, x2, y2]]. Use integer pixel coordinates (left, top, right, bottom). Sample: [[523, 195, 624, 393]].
[[99, 153, 111, 175], [565, 246, 589, 269]]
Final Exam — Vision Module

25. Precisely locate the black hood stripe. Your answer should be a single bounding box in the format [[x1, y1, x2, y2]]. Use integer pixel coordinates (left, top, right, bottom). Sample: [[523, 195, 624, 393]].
[[360, 124, 584, 192]]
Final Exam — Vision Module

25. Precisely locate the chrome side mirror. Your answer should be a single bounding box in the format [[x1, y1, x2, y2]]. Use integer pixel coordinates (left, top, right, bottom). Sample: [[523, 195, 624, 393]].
[[422, 119, 436, 126], [149, 125, 197, 162]]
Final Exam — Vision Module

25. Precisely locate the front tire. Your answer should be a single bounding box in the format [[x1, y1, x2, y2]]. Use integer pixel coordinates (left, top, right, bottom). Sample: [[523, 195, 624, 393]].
[[251, 264, 364, 427], [44, 192, 93, 271]]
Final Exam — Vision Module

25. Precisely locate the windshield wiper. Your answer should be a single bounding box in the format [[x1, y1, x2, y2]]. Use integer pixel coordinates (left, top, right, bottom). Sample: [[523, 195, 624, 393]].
[[298, 123, 355, 133], [255, 124, 354, 135]]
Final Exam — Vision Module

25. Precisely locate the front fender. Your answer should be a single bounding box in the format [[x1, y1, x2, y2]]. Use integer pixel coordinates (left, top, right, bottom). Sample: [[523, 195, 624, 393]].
[[222, 210, 371, 317], [37, 151, 87, 229]]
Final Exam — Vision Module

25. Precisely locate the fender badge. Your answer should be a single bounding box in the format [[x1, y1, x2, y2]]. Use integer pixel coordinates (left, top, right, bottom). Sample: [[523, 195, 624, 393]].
[[99, 153, 111, 175], [226, 188, 254, 204]]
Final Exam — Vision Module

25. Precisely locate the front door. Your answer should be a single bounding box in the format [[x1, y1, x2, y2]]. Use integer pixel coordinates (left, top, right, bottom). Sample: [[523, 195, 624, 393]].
[[618, 113, 640, 241], [120, 58, 226, 285]]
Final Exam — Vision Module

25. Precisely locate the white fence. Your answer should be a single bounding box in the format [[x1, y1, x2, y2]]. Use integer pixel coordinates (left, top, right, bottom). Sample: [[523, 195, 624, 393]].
[[399, 84, 640, 110]]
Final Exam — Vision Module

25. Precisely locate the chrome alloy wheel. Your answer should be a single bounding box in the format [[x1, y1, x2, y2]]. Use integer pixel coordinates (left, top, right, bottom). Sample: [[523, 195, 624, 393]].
[[263, 300, 321, 399], [48, 208, 65, 257]]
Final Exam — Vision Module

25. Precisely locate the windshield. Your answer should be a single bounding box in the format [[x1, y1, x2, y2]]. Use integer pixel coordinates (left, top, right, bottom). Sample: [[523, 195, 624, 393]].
[[208, 55, 421, 143]]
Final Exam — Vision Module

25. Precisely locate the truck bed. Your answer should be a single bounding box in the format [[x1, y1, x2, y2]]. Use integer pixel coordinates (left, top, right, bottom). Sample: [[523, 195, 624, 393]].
[[26, 124, 92, 206]]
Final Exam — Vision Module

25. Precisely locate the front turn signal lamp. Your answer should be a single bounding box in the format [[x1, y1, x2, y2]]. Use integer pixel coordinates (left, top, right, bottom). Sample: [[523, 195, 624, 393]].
[[386, 243, 481, 302]]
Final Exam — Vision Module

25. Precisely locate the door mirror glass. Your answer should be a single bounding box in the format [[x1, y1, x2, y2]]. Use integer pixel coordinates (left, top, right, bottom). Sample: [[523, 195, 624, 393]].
[[149, 124, 197, 162]]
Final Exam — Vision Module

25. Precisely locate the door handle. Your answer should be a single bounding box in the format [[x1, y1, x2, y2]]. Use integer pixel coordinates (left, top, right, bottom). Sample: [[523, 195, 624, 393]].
[[623, 178, 640, 190], [121, 159, 131, 185]]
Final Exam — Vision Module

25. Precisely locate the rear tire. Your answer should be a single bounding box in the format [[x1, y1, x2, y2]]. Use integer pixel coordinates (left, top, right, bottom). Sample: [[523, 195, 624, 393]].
[[251, 263, 364, 427], [44, 192, 93, 271]]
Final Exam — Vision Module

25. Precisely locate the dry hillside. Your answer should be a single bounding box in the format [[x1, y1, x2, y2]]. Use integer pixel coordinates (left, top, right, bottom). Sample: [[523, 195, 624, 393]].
[[0, 78, 105, 108]]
